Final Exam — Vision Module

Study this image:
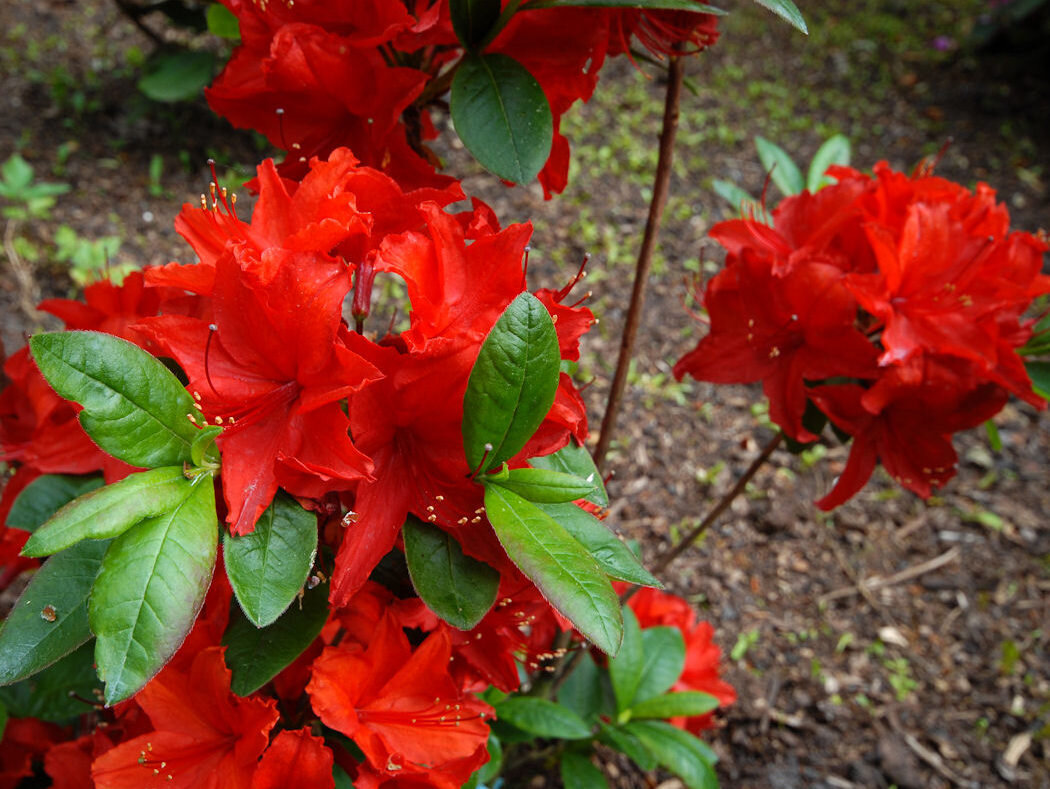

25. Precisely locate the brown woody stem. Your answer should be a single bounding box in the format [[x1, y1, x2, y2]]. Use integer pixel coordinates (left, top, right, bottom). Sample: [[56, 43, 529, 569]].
[[592, 56, 685, 471]]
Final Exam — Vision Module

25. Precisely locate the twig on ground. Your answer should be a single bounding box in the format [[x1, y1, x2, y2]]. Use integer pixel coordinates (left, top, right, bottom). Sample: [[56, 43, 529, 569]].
[[887, 708, 980, 789], [820, 547, 961, 605]]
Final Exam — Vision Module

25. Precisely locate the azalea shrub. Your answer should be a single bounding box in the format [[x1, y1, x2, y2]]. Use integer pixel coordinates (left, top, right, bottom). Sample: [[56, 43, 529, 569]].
[[2, 0, 1049, 788]]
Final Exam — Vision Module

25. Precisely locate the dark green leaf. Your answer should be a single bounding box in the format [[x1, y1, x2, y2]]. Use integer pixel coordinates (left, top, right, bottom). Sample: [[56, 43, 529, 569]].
[[450, 0, 502, 49], [451, 54, 553, 184], [0, 539, 109, 685], [477, 733, 503, 784], [222, 582, 329, 696], [206, 3, 240, 39], [561, 752, 607, 789], [90, 476, 218, 704], [625, 720, 719, 789], [557, 652, 610, 722], [484, 484, 622, 655], [138, 49, 217, 103], [539, 503, 660, 588], [403, 516, 499, 630], [634, 626, 686, 703], [22, 467, 192, 557], [0, 702, 5, 740], [748, 0, 807, 34], [6, 474, 103, 533], [609, 606, 643, 712], [30, 332, 201, 468], [333, 765, 353, 789], [529, 441, 608, 507], [629, 691, 720, 719], [489, 467, 596, 503], [755, 135, 804, 197], [597, 720, 657, 771], [1026, 360, 1050, 401], [224, 492, 317, 628], [526, 0, 725, 11], [463, 292, 561, 473], [0, 643, 102, 721], [806, 133, 850, 192], [494, 696, 592, 739]]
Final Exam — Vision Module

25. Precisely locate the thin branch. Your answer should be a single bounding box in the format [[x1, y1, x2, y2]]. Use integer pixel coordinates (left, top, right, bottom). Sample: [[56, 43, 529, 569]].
[[592, 56, 685, 471]]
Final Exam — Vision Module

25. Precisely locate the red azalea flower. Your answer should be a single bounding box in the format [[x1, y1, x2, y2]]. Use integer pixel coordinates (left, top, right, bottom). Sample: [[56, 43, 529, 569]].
[[37, 271, 166, 346], [92, 648, 279, 789], [0, 718, 68, 789], [608, 8, 720, 58], [308, 615, 492, 789], [251, 729, 334, 789]]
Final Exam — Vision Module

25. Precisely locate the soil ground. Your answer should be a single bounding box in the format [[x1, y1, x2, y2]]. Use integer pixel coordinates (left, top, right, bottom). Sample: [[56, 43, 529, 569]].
[[1, 1, 1048, 787]]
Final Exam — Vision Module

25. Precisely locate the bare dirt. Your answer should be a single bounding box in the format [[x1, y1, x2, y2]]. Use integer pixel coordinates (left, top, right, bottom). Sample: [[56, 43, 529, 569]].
[[1, 1, 1048, 787]]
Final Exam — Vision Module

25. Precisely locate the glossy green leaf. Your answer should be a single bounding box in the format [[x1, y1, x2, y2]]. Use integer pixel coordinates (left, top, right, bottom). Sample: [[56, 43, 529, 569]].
[[484, 484, 622, 655], [0, 538, 109, 685], [489, 467, 596, 503], [477, 734, 503, 784], [1026, 360, 1050, 401], [403, 516, 499, 630], [450, 0, 501, 48], [629, 690, 720, 719], [138, 49, 217, 103], [463, 292, 561, 473], [6, 474, 103, 532], [222, 582, 329, 696], [557, 651, 610, 722], [609, 606, 643, 711], [539, 503, 660, 588], [806, 133, 850, 192], [749, 0, 807, 34], [561, 752, 608, 789], [755, 135, 804, 197], [22, 467, 192, 557], [625, 720, 718, 789], [526, 0, 724, 11], [30, 331, 201, 468], [529, 441, 608, 507], [634, 626, 686, 703], [0, 642, 102, 722], [90, 477, 218, 704], [451, 54, 553, 184], [597, 720, 657, 771], [190, 425, 222, 468], [206, 3, 240, 39], [494, 697, 592, 739], [711, 179, 765, 221], [224, 492, 317, 628]]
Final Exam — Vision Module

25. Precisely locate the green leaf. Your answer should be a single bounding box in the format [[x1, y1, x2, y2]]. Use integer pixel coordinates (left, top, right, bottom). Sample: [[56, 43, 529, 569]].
[[463, 292, 561, 473], [754, 135, 805, 197], [224, 492, 317, 628], [609, 607, 643, 712], [0, 539, 109, 685], [1026, 360, 1050, 401], [190, 425, 222, 468], [90, 477, 218, 704], [206, 3, 240, 39], [526, 0, 725, 11], [561, 752, 608, 789], [806, 133, 850, 192], [450, 0, 502, 49], [557, 652, 610, 722], [0, 702, 5, 740], [477, 734, 503, 784], [0, 154, 33, 192], [748, 0, 807, 34], [529, 441, 608, 507], [634, 626, 686, 703], [484, 484, 623, 655], [451, 54, 553, 184], [629, 691, 720, 720], [403, 516, 499, 630], [30, 331, 201, 469], [0, 642, 102, 721], [22, 467, 192, 557], [711, 179, 765, 220], [489, 467, 596, 503], [625, 720, 719, 789], [138, 49, 217, 103], [494, 696, 593, 739], [597, 720, 657, 771], [222, 582, 329, 696], [539, 503, 660, 588], [333, 765, 353, 789], [6, 474, 103, 532]]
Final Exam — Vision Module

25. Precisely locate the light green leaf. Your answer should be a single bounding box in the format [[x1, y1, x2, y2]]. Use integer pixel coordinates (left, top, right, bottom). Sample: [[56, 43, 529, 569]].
[[609, 606, 643, 712], [484, 484, 623, 655], [806, 133, 850, 192], [494, 696, 593, 739], [755, 135, 805, 197], [138, 50, 217, 103], [22, 467, 192, 557], [206, 3, 240, 39], [488, 467, 596, 503], [90, 476, 218, 704], [529, 440, 608, 507], [403, 516, 499, 630], [711, 179, 763, 219], [30, 331, 201, 469], [634, 626, 686, 703], [561, 752, 608, 789], [748, 0, 807, 34], [224, 492, 317, 628], [451, 53, 553, 184], [629, 690, 720, 719], [6, 474, 103, 532]]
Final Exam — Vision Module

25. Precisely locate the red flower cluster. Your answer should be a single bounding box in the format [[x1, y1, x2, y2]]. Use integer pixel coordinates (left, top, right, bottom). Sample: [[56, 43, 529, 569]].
[[675, 162, 1050, 507], [205, 0, 718, 196]]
